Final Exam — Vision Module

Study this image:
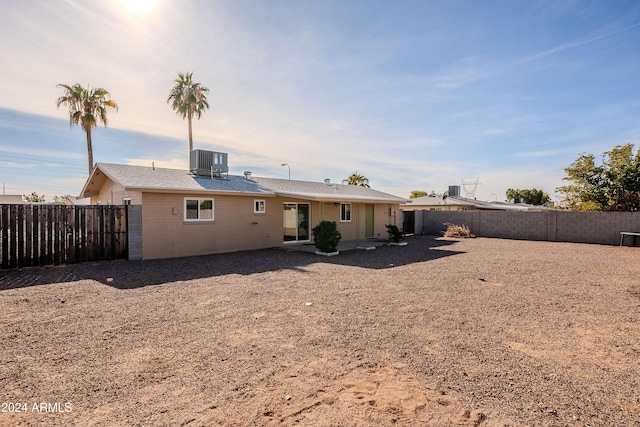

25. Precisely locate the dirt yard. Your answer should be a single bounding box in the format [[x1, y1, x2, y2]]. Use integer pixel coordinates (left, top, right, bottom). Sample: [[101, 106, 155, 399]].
[[1, 236, 639, 426]]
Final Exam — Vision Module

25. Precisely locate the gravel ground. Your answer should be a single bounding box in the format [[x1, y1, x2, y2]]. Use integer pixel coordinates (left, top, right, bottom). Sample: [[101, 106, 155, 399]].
[[1, 235, 639, 426]]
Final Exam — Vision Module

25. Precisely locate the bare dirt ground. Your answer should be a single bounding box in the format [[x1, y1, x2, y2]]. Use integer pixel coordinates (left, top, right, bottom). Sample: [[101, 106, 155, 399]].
[[1, 235, 639, 426]]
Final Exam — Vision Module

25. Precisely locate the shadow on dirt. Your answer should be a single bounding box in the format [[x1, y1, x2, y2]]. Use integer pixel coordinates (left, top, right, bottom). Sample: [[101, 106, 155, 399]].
[[0, 235, 464, 291]]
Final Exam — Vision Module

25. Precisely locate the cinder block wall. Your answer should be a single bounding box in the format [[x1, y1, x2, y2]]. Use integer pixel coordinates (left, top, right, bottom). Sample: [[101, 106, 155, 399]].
[[417, 210, 640, 246], [127, 205, 143, 260]]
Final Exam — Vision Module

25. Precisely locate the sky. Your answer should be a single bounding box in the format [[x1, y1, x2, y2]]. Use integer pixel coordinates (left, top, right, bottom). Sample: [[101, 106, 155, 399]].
[[1, 0, 639, 202]]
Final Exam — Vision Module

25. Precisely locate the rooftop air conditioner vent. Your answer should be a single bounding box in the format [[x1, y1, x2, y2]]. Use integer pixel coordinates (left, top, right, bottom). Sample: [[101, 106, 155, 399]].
[[190, 149, 229, 178]]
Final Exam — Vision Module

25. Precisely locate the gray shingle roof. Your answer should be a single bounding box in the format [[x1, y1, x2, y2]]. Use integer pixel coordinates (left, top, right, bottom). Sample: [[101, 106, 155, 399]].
[[89, 163, 275, 195], [253, 177, 406, 203], [402, 194, 480, 208], [0, 195, 24, 204], [85, 163, 405, 203]]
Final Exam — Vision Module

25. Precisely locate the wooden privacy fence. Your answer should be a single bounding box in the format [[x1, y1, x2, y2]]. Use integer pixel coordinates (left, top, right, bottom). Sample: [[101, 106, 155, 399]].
[[0, 204, 128, 269]]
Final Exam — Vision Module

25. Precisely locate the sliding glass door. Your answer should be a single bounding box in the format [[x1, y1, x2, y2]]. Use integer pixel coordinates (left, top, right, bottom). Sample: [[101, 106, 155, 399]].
[[283, 203, 310, 242]]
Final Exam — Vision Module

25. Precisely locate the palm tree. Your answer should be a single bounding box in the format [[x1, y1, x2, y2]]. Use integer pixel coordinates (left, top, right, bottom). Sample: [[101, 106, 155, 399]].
[[167, 72, 210, 152], [345, 171, 370, 187], [56, 83, 118, 174]]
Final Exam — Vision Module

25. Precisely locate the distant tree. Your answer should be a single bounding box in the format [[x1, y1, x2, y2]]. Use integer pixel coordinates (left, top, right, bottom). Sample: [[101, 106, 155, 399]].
[[506, 188, 551, 205], [23, 192, 46, 203], [557, 143, 640, 211], [410, 190, 428, 199], [167, 72, 210, 153], [345, 171, 370, 187], [53, 195, 70, 205], [56, 83, 118, 174]]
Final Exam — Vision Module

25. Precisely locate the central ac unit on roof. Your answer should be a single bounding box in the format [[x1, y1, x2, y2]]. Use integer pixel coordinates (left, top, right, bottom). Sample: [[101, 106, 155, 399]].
[[190, 149, 229, 177]]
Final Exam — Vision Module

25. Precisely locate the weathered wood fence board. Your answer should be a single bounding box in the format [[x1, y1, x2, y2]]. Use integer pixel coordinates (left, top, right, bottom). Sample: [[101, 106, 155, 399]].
[[0, 204, 128, 269]]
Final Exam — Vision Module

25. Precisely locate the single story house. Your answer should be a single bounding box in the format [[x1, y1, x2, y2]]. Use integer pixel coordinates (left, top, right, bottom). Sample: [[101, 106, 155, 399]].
[[79, 161, 406, 260]]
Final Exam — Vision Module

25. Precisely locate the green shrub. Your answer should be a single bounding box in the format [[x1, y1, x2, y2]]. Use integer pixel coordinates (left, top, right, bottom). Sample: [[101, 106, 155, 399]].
[[385, 224, 404, 243], [312, 220, 342, 253]]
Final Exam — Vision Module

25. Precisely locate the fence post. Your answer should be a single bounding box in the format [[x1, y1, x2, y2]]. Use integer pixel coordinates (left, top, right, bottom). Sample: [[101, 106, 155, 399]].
[[1, 205, 8, 268]]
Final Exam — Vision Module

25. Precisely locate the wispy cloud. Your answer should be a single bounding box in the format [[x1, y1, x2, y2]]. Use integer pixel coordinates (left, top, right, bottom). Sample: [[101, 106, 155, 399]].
[[480, 129, 507, 136], [1, 1, 639, 202], [514, 150, 565, 158], [429, 57, 491, 90], [0, 161, 35, 170], [0, 144, 84, 160], [518, 21, 640, 65]]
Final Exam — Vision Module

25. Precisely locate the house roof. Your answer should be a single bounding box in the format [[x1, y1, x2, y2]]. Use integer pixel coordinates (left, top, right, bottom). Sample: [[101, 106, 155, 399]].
[[403, 194, 480, 208], [81, 163, 276, 197], [81, 163, 406, 203], [402, 194, 553, 211], [64, 195, 91, 205], [0, 195, 24, 204], [252, 177, 406, 203]]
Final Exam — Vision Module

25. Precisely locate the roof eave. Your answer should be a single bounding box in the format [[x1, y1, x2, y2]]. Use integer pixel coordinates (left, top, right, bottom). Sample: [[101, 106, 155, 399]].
[[273, 190, 404, 203], [123, 186, 277, 197], [80, 165, 111, 198]]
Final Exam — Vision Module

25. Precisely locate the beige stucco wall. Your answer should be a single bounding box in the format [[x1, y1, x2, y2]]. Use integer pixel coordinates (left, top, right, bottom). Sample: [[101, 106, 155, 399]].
[[315, 202, 398, 241], [91, 180, 142, 205], [141, 192, 282, 259], [140, 192, 401, 260]]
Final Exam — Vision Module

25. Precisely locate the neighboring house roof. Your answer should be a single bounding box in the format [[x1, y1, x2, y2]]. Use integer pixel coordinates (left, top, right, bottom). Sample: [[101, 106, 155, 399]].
[[81, 163, 406, 203], [0, 195, 24, 204], [402, 194, 552, 211], [65, 195, 91, 205]]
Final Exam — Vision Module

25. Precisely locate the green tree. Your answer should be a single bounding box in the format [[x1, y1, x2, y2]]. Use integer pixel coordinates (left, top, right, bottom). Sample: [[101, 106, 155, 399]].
[[557, 144, 640, 211], [167, 72, 210, 152], [23, 192, 46, 203], [56, 83, 118, 174], [409, 190, 428, 199], [345, 171, 370, 187], [506, 188, 551, 205], [53, 195, 71, 205]]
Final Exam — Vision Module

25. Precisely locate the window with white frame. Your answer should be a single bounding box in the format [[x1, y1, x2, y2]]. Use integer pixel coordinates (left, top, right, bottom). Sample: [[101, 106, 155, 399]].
[[340, 203, 352, 222], [184, 198, 214, 221], [254, 199, 266, 214], [122, 198, 131, 206]]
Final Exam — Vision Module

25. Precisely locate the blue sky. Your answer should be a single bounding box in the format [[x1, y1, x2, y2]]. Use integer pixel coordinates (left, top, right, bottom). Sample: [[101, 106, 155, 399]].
[[1, 0, 639, 201]]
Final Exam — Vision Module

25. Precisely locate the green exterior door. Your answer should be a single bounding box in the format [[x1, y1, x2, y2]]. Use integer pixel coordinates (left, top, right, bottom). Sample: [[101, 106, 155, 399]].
[[365, 204, 374, 238]]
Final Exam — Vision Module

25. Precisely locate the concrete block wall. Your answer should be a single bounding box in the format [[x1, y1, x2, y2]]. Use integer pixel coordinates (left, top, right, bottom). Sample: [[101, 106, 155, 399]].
[[555, 212, 640, 245], [127, 205, 143, 260], [417, 210, 640, 246], [476, 211, 548, 240], [421, 211, 473, 236]]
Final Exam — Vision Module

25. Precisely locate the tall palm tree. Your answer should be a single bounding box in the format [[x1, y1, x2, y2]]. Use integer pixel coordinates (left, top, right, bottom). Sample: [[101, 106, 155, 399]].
[[345, 171, 370, 187], [56, 83, 118, 174], [167, 72, 210, 152]]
